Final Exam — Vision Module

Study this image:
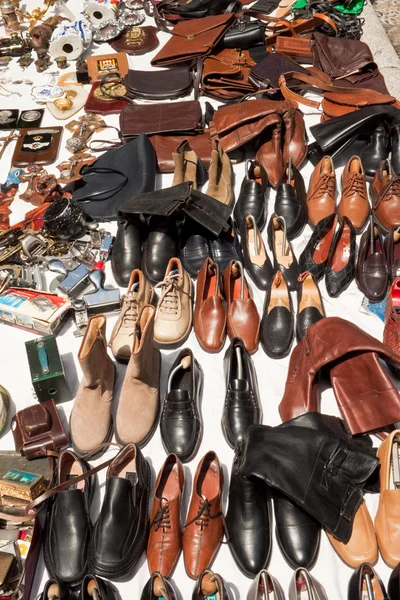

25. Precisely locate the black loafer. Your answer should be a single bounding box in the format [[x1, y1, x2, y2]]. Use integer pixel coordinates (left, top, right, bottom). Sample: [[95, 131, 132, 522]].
[[88, 443, 151, 579], [225, 444, 271, 578], [142, 216, 178, 285], [141, 573, 177, 600], [39, 579, 75, 600], [210, 219, 242, 272], [180, 219, 211, 278], [348, 564, 388, 600], [240, 212, 273, 291], [267, 214, 299, 291], [274, 160, 307, 240], [325, 216, 356, 298], [296, 272, 325, 342], [234, 159, 268, 231], [79, 575, 119, 600], [299, 213, 337, 282], [44, 450, 94, 587], [111, 214, 143, 287], [361, 124, 390, 178], [260, 271, 294, 359], [273, 490, 321, 570], [160, 348, 203, 463], [221, 337, 262, 449]]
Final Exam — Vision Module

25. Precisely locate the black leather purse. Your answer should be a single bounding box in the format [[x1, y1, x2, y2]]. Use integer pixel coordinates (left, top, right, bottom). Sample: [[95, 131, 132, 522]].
[[125, 66, 194, 101], [222, 20, 265, 49], [153, 0, 238, 20], [69, 134, 157, 220]]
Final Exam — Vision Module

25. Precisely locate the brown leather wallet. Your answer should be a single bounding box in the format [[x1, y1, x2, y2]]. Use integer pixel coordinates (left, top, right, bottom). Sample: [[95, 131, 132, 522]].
[[120, 100, 203, 138], [11, 399, 69, 460], [12, 127, 62, 167]]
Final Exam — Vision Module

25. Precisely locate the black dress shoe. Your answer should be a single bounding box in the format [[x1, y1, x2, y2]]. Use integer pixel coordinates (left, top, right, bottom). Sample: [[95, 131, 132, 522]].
[[88, 443, 150, 579], [325, 216, 356, 298], [240, 212, 273, 291], [274, 160, 307, 240], [225, 444, 271, 578], [348, 564, 388, 600], [142, 216, 178, 285], [210, 219, 242, 272], [180, 219, 211, 278], [44, 450, 94, 587], [299, 213, 337, 282], [79, 575, 118, 600], [222, 337, 262, 449], [39, 579, 75, 600], [356, 216, 389, 301], [234, 159, 268, 231], [361, 124, 390, 178], [192, 570, 231, 600], [141, 573, 177, 600], [160, 348, 203, 463], [296, 272, 325, 342], [273, 490, 320, 570], [388, 562, 400, 600], [267, 214, 299, 291], [392, 123, 400, 176], [384, 226, 400, 283], [260, 271, 294, 359], [111, 214, 142, 287]]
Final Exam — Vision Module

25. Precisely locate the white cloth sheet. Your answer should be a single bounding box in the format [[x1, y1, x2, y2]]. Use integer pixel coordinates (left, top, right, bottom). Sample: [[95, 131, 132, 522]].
[[0, 3, 395, 598]]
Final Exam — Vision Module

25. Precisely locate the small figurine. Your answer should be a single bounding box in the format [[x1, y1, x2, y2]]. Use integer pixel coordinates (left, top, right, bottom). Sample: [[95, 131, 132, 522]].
[[35, 49, 51, 72]]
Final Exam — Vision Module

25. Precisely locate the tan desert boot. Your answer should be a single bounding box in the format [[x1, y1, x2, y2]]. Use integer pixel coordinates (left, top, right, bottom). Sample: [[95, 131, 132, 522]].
[[115, 304, 161, 447], [70, 315, 115, 457], [109, 269, 152, 362], [154, 257, 193, 347]]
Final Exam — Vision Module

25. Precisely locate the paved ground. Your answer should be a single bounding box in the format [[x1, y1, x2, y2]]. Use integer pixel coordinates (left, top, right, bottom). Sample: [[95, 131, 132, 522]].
[[372, 0, 400, 57]]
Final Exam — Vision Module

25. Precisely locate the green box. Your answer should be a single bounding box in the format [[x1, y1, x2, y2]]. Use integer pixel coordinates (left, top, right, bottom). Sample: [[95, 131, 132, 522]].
[[25, 335, 71, 405]]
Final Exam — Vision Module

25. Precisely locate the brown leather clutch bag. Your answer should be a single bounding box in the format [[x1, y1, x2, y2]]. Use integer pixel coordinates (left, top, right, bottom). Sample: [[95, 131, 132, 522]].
[[120, 100, 203, 138], [151, 13, 235, 66]]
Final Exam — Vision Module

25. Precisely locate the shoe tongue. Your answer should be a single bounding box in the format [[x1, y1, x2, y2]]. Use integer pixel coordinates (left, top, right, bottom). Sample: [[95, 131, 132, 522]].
[[167, 389, 190, 403], [230, 379, 248, 392]]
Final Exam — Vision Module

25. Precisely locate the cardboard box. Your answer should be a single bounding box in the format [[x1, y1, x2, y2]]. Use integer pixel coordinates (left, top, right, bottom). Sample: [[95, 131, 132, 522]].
[[0, 288, 70, 335]]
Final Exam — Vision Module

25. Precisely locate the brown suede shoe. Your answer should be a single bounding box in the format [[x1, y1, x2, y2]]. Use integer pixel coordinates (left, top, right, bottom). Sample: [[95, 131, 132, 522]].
[[147, 454, 184, 577], [307, 156, 336, 228], [70, 315, 115, 457], [338, 156, 370, 233], [205, 140, 233, 207], [115, 304, 161, 448], [109, 269, 152, 363], [183, 451, 224, 580], [373, 159, 400, 233]]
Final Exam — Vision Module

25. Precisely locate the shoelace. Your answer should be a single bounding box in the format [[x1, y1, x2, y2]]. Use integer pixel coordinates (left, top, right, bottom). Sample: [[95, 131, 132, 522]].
[[150, 498, 171, 532], [318, 174, 335, 196], [120, 293, 139, 328], [155, 273, 181, 315], [342, 173, 366, 198], [184, 498, 221, 531], [379, 178, 400, 203]]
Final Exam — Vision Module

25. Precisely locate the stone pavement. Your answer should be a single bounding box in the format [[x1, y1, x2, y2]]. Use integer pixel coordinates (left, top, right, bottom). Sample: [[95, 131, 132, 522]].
[[372, 0, 400, 57]]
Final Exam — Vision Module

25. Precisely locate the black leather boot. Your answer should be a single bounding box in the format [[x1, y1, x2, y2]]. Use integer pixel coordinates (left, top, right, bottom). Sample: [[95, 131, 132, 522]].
[[142, 216, 178, 284], [391, 123, 400, 176], [111, 214, 143, 287], [360, 124, 390, 177]]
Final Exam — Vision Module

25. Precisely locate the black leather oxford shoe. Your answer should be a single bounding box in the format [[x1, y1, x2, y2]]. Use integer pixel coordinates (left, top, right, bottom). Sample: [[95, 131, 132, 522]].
[[142, 216, 178, 284], [88, 443, 151, 579], [361, 124, 390, 178], [79, 575, 118, 600], [160, 348, 203, 463], [234, 159, 268, 231], [44, 450, 94, 587], [111, 214, 143, 287], [221, 337, 262, 449], [349, 564, 389, 600], [273, 490, 321, 571], [39, 579, 75, 600], [225, 443, 271, 578], [274, 160, 307, 241], [141, 573, 177, 600]]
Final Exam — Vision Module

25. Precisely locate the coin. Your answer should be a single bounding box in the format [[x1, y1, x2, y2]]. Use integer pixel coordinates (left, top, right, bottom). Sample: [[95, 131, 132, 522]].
[[21, 110, 41, 122]]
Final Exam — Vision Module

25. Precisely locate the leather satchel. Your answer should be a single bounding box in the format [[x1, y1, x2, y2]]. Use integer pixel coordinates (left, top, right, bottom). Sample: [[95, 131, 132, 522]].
[[125, 66, 193, 100], [151, 13, 235, 66], [201, 48, 256, 100], [120, 100, 203, 138], [150, 131, 213, 172]]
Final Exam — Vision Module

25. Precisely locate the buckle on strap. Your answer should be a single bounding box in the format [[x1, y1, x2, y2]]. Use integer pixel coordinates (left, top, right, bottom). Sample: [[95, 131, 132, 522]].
[[340, 487, 363, 522]]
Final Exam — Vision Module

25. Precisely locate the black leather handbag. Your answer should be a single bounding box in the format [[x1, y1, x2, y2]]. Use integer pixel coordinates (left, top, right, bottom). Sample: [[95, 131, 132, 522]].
[[69, 134, 157, 220], [153, 0, 237, 20], [125, 66, 193, 101], [222, 20, 265, 49]]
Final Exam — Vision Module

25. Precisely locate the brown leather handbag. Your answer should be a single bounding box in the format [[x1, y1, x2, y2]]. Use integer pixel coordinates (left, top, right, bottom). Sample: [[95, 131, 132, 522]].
[[201, 48, 256, 101], [120, 100, 203, 138], [279, 69, 400, 121]]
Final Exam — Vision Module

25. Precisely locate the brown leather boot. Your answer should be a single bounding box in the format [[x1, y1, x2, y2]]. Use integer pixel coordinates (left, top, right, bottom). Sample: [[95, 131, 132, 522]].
[[256, 118, 284, 188], [70, 315, 115, 457], [205, 141, 233, 206], [307, 156, 336, 228], [338, 156, 370, 233], [115, 304, 161, 448]]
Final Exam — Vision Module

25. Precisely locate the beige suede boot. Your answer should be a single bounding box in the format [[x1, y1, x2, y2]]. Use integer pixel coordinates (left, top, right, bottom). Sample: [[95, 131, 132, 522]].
[[70, 315, 115, 457], [115, 304, 161, 447], [205, 140, 233, 206]]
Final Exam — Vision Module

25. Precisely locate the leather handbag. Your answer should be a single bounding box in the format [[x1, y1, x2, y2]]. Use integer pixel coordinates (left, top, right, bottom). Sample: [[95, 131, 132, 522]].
[[154, 0, 236, 21], [222, 20, 265, 49], [201, 48, 256, 100], [70, 134, 157, 220], [150, 131, 213, 172], [248, 52, 309, 89], [151, 13, 235, 66], [120, 100, 203, 138], [124, 66, 193, 100]]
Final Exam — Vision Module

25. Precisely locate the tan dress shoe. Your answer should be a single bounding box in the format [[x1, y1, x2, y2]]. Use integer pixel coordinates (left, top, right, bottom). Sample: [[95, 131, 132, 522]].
[[375, 429, 400, 567], [70, 315, 115, 457], [109, 269, 152, 362], [338, 156, 370, 233], [154, 257, 193, 347], [327, 501, 378, 568], [373, 159, 400, 233], [115, 304, 161, 447], [307, 156, 336, 228], [194, 257, 226, 353]]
